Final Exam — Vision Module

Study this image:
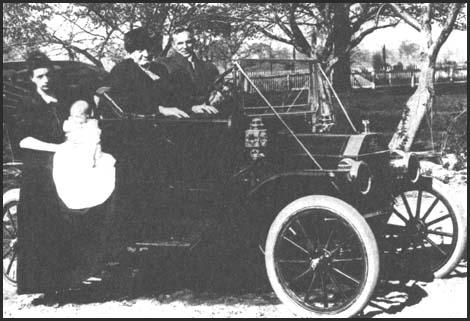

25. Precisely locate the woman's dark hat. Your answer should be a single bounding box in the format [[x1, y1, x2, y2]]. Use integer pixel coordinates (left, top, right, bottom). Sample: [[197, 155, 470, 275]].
[[124, 27, 151, 53], [26, 51, 53, 75]]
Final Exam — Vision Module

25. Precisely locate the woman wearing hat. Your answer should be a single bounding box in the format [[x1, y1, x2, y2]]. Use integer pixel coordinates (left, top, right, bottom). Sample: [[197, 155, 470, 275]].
[[108, 27, 188, 118], [107, 28, 189, 245]]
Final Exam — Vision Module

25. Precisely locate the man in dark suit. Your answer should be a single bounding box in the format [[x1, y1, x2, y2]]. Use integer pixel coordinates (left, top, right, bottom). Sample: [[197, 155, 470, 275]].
[[162, 27, 220, 115]]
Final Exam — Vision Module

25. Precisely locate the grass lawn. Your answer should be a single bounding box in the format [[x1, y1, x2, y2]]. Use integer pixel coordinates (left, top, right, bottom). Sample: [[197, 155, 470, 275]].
[[338, 83, 467, 151]]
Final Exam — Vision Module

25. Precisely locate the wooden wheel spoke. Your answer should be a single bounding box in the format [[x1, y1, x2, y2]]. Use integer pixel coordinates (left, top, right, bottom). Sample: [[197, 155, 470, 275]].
[[3, 246, 13, 259], [313, 223, 322, 250], [331, 257, 363, 263], [331, 231, 356, 252], [401, 193, 414, 219], [392, 208, 409, 224], [279, 259, 310, 264], [304, 269, 318, 302], [424, 236, 448, 257], [283, 236, 310, 256], [426, 214, 451, 227], [332, 267, 360, 285], [295, 219, 316, 252], [3, 226, 14, 239], [324, 227, 336, 251], [416, 190, 423, 218], [427, 229, 453, 238], [320, 271, 328, 308], [421, 198, 440, 222], [290, 266, 312, 284], [6, 208, 17, 235], [327, 271, 347, 301], [6, 250, 17, 275]]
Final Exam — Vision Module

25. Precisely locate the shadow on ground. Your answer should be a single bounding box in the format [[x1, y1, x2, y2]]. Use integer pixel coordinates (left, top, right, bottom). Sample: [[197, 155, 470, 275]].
[[28, 255, 467, 317], [362, 258, 467, 318]]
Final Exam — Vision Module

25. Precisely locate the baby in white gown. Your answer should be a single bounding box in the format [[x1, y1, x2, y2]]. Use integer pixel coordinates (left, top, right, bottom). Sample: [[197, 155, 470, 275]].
[[61, 100, 115, 168], [53, 100, 116, 210]]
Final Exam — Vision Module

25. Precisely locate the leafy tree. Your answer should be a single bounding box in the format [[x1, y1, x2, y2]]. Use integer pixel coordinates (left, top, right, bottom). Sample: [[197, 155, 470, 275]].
[[393, 62, 404, 71], [4, 3, 116, 68], [3, 3, 53, 60], [372, 52, 385, 71], [398, 40, 420, 60]]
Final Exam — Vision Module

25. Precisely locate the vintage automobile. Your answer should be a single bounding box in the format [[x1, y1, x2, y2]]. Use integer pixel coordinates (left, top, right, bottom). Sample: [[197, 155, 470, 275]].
[[3, 58, 467, 318]]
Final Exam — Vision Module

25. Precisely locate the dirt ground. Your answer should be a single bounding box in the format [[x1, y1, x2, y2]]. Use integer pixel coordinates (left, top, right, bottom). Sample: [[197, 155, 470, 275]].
[[3, 182, 467, 318]]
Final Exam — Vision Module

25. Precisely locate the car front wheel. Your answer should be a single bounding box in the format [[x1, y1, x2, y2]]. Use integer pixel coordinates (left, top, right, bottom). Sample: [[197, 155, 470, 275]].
[[265, 195, 379, 318]]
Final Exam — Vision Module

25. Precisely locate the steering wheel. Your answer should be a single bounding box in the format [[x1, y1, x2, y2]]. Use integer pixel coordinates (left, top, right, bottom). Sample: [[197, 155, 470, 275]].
[[211, 66, 236, 89], [207, 66, 237, 116]]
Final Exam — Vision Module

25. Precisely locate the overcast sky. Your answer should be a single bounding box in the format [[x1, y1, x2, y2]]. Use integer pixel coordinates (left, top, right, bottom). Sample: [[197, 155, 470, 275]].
[[359, 23, 467, 61]]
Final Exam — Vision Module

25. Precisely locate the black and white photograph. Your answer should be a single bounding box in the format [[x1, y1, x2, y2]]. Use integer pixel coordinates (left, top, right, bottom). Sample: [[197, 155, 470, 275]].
[[3, 2, 467, 318]]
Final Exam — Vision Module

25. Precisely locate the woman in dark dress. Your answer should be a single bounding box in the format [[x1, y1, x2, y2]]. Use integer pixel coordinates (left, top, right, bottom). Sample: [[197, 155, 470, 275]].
[[16, 52, 120, 301], [108, 27, 189, 118], [106, 28, 189, 242]]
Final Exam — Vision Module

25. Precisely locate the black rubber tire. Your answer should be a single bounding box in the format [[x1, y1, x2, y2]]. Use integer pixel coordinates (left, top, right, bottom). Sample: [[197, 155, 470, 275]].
[[265, 195, 380, 318], [3, 188, 20, 286]]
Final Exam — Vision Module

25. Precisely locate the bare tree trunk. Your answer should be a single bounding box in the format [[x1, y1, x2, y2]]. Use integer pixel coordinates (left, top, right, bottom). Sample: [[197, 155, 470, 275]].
[[332, 55, 351, 92], [332, 4, 352, 92], [389, 55, 435, 151], [386, 3, 462, 152]]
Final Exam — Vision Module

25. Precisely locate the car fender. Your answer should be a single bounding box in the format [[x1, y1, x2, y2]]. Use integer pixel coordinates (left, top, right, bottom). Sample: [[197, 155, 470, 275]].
[[246, 170, 340, 200], [3, 188, 20, 207], [394, 174, 433, 194]]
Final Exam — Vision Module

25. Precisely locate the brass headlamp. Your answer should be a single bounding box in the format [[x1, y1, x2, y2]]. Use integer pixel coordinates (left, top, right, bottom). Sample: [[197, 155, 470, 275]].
[[390, 150, 420, 183], [245, 118, 268, 160], [338, 158, 373, 195]]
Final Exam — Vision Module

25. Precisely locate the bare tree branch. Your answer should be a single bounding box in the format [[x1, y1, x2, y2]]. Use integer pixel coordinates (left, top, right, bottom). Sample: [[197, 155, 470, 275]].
[[86, 6, 124, 34], [351, 4, 375, 31], [49, 34, 104, 68], [288, 4, 311, 54], [97, 28, 116, 59], [431, 3, 463, 61], [56, 13, 106, 39], [424, 3, 432, 27], [274, 12, 293, 39], [256, 26, 293, 46], [388, 3, 421, 31], [349, 22, 400, 50]]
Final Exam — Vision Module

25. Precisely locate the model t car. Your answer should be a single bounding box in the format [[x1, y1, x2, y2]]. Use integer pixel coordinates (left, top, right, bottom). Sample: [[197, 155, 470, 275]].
[[3, 58, 466, 317]]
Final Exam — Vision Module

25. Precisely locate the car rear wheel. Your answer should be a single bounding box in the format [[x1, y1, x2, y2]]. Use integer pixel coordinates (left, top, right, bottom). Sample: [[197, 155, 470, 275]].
[[385, 178, 466, 278], [265, 195, 379, 318], [3, 188, 19, 286]]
